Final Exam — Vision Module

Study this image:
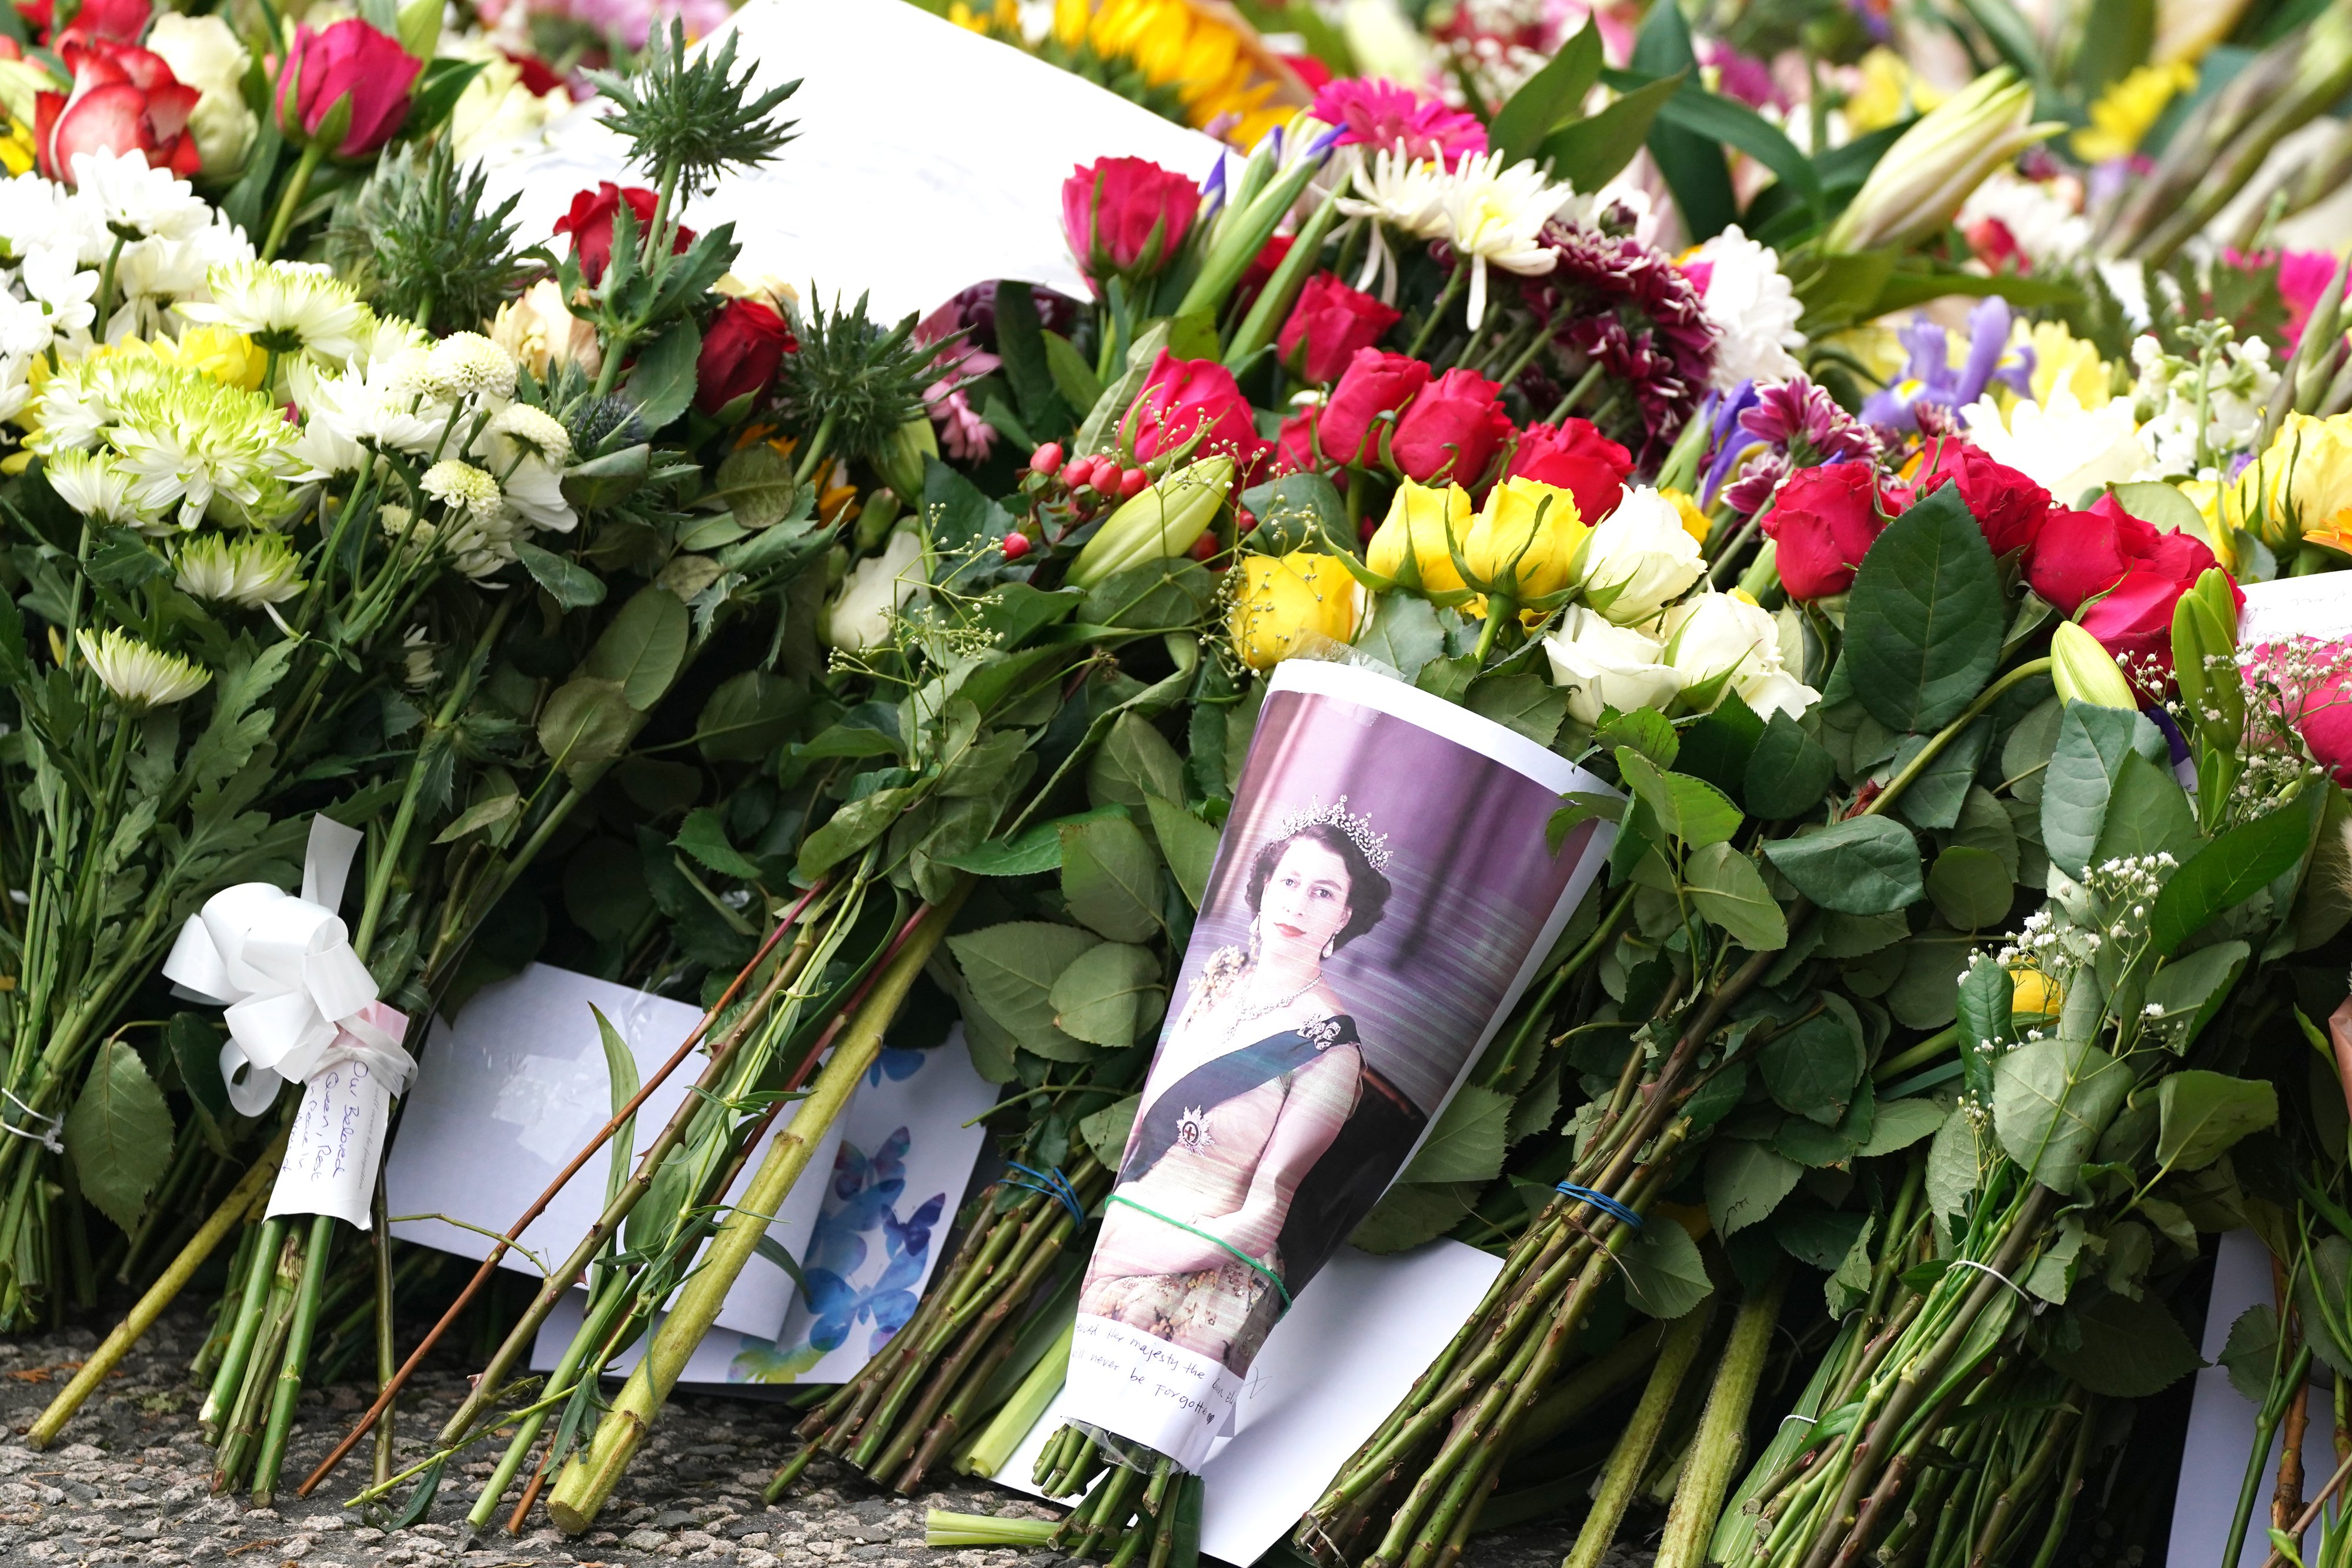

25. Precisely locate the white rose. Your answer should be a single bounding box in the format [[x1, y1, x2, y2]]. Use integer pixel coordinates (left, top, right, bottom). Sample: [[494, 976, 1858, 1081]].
[[824, 530, 924, 651], [1542, 606, 1686, 726], [1659, 590, 1822, 720], [1571, 486, 1705, 626], [145, 15, 257, 176]]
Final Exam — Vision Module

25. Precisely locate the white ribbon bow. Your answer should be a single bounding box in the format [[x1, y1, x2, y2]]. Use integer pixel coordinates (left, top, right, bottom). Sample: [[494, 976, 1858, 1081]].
[[162, 815, 415, 1118]]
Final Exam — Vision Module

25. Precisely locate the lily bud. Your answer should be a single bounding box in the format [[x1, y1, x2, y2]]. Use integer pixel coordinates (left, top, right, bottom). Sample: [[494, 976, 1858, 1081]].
[[1231, 551, 1363, 670], [1067, 454, 1234, 587], [1825, 69, 2060, 252], [2050, 620, 2139, 710], [2171, 581, 2243, 740], [873, 414, 937, 508]]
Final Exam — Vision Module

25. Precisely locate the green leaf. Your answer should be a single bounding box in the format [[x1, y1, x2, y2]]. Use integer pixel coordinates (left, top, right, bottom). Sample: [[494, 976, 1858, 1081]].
[[1706, 1139, 1802, 1237], [2091, 752, 2199, 868], [1893, 720, 1991, 830], [64, 1039, 173, 1232], [1773, 1206, 1868, 1270], [1048, 942, 1164, 1048], [1349, 1181, 1479, 1253], [1859, 1099, 1946, 1158], [1061, 814, 1164, 942], [2220, 1305, 2280, 1404], [1541, 71, 1684, 190], [1762, 1012, 1864, 1125], [623, 315, 701, 431], [1686, 842, 1788, 951], [2142, 940, 2249, 1049], [168, 1014, 229, 1122], [1650, 80, 1823, 212], [1043, 328, 1102, 416], [696, 670, 806, 763], [1239, 472, 1348, 554], [1631, 0, 1730, 233], [675, 807, 763, 881], [1617, 749, 1742, 848], [2155, 1070, 2277, 1173], [1145, 796, 1220, 909], [1490, 14, 1603, 161], [1088, 713, 1188, 817], [589, 1005, 641, 1208], [1352, 591, 1446, 679], [2040, 701, 2166, 880], [2148, 804, 2313, 955], [1993, 1038, 2132, 1195], [1676, 694, 1763, 798], [1469, 674, 1569, 747], [938, 805, 1130, 878], [1926, 845, 2013, 930], [513, 540, 607, 609], [1621, 1215, 1712, 1318], [712, 442, 804, 531], [796, 787, 911, 880], [585, 586, 691, 711], [433, 787, 519, 845], [2040, 1292, 2201, 1397], [537, 677, 636, 785], [1926, 1109, 1984, 1219], [947, 922, 1103, 1058], [1401, 1085, 1513, 1183], [1842, 487, 2003, 733], [1597, 707, 1679, 769], [1762, 815, 1923, 915], [1743, 710, 1835, 820], [1078, 1094, 1140, 1168]]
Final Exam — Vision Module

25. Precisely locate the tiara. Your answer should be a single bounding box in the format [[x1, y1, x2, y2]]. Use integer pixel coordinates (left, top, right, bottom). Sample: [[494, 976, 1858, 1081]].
[[1267, 795, 1392, 872]]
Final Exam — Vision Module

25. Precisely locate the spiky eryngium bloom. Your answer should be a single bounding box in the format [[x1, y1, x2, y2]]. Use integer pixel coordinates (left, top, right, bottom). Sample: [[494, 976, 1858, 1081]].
[[780, 292, 931, 467], [587, 22, 799, 200], [328, 142, 537, 335]]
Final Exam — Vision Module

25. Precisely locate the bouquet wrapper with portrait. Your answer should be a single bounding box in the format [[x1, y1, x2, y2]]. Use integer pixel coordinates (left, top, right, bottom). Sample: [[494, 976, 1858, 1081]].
[[1061, 660, 1615, 1473]]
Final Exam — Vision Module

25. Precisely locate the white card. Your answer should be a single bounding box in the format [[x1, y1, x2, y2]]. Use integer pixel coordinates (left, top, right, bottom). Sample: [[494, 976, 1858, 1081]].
[[266, 1057, 394, 1229], [387, 962, 833, 1339], [472, 0, 1222, 322], [530, 1032, 996, 1386], [2240, 573, 2352, 647], [2168, 1229, 2337, 1566], [997, 1241, 1505, 1568]]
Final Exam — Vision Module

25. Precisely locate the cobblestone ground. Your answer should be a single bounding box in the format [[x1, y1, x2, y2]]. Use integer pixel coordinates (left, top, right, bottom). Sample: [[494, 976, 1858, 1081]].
[[0, 1312, 1628, 1568]]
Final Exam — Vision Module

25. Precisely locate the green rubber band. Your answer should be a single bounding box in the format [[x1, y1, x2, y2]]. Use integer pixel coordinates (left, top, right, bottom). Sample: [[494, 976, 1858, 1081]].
[[1105, 1193, 1292, 1309]]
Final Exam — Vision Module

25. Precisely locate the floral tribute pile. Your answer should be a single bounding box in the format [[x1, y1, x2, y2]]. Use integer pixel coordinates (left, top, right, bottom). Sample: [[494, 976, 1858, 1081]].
[[4, 0, 2352, 1566]]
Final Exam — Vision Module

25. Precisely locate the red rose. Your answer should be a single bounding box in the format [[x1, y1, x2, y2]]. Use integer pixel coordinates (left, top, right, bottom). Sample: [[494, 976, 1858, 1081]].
[[505, 50, 565, 97], [51, 0, 149, 48], [2029, 499, 2159, 614], [1318, 348, 1429, 467], [2036, 495, 2237, 668], [35, 40, 200, 184], [1061, 156, 1197, 292], [1506, 419, 1633, 526], [1763, 461, 1907, 600], [1914, 439, 2054, 560], [555, 182, 695, 286], [1388, 366, 1511, 485], [1123, 350, 1269, 476], [275, 18, 422, 161], [695, 297, 796, 415], [1278, 272, 1400, 385], [1275, 407, 1322, 475]]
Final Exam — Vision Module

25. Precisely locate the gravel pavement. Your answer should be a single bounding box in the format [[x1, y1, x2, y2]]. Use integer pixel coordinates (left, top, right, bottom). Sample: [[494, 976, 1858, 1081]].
[[0, 1311, 1612, 1568]]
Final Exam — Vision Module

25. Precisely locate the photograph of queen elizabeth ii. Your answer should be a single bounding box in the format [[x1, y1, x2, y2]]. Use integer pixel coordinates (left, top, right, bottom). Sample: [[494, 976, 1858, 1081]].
[[1070, 661, 1612, 1439]]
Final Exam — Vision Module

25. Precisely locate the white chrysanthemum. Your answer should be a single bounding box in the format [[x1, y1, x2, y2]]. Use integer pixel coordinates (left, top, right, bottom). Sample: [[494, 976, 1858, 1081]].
[[76, 628, 209, 708], [1689, 225, 1803, 390], [19, 243, 97, 339], [109, 216, 255, 326], [485, 403, 572, 466], [68, 150, 211, 241], [0, 290, 56, 359], [1339, 145, 1449, 297], [1956, 170, 2089, 271], [45, 447, 156, 530], [400, 624, 436, 689], [287, 354, 452, 475], [1962, 386, 2150, 502], [436, 505, 526, 579], [175, 260, 368, 359], [175, 531, 303, 607], [1440, 149, 1567, 330], [106, 368, 300, 529], [425, 331, 518, 401], [0, 175, 72, 263], [349, 310, 431, 366], [422, 459, 502, 519], [26, 355, 174, 454]]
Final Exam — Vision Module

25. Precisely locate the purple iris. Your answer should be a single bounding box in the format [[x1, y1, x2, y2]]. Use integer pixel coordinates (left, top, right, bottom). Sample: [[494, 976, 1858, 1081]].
[[1700, 376, 1879, 511], [1861, 297, 2034, 434]]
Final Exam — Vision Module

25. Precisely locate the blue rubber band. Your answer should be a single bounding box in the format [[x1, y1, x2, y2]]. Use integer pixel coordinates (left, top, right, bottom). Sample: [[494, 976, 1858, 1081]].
[[1556, 1183, 1644, 1229], [1005, 1161, 1087, 1226]]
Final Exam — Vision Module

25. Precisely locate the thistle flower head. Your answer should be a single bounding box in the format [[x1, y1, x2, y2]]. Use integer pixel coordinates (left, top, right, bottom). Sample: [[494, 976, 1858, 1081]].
[[587, 24, 799, 200], [174, 531, 305, 607], [176, 260, 371, 360], [328, 141, 536, 334], [76, 628, 211, 708], [779, 292, 933, 467], [422, 458, 502, 519]]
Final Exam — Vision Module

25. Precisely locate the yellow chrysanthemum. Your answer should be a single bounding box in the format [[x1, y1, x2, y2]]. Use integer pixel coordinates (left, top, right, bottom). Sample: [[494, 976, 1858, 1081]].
[[1845, 48, 1945, 136], [2024, 320, 2112, 409], [2072, 61, 2197, 164], [1055, 0, 1291, 146]]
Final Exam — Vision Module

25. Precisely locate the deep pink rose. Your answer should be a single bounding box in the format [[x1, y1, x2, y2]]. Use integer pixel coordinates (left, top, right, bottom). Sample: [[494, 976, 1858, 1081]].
[[1318, 348, 1429, 467], [2037, 494, 2237, 668], [1124, 350, 1269, 477], [1506, 419, 1633, 527], [277, 18, 422, 160], [1061, 157, 1197, 292], [1763, 462, 1908, 600], [1388, 366, 1511, 485], [1913, 439, 2054, 560], [1278, 272, 1399, 385]]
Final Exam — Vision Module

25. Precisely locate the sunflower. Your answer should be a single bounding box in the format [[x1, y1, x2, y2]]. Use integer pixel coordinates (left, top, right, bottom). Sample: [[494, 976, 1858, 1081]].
[[1051, 0, 1304, 146]]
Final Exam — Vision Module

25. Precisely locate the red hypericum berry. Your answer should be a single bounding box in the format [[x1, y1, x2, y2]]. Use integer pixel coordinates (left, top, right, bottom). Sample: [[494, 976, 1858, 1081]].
[[1190, 531, 1220, 561], [1072, 455, 1104, 491], [1030, 442, 1064, 477], [1001, 531, 1033, 560], [1118, 466, 1148, 498]]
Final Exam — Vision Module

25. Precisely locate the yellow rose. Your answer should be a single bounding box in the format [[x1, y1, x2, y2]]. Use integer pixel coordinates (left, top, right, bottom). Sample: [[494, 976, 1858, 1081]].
[[1231, 551, 1362, 671], [2227, 412, 2352, 554], [1463, 477, 1585, 600], [1364, 479, 1471, 594], [2011, 968, 2061, 1018], [1659, 486, 1710, 545]]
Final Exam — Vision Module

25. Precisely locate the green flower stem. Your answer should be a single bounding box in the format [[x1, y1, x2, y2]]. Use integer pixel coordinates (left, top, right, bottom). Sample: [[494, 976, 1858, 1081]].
[[262, 142, 328, 263], [1966, 1390, 2081, 1568], [1564, 1304, 1715, 1568], [370, 1171, 397, 1487], [1861, 658, 2053, 821], [250, 1213, 338, 1506], [957, 1318, 1073, 1480], [213, 1232, 301, 1489], [1404, 265, 1466, 362], [926, 1512, 1059, 1549], [1546, 362, 1605, 425], [1872, 1024, 1959, 1082], [201, 1215, 286, 1441], [1656, 1268, 1788, 1568], [1471, 596, 1513, 665], [546, 891, 967, 1534], [466, 1268, 632, 1532], [29, 1134, 285, 1450], [792, 411, 840, 488]]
